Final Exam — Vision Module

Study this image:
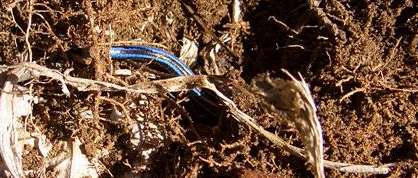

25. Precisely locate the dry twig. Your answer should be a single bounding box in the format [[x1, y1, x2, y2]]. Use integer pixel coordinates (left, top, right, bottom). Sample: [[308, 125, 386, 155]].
[[339, 88, 366, 103], [24, 0, 34, 62]]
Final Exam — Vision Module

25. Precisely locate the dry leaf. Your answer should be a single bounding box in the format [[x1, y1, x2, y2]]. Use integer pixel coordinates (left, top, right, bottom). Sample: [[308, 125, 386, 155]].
[[0, 70, 31, 178], [35, 135, 52, 158], [253, 72, 325, 178], [55, 139, 98, 178], [179, 37, 198, 66]]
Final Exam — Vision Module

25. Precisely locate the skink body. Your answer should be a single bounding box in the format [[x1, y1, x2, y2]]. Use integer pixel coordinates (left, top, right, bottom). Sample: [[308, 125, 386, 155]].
[[110, 45, 202, 96]]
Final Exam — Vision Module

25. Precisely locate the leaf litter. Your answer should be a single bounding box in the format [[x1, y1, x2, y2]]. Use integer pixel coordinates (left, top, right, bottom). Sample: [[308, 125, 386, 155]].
[[0, 63, 396, 177], [0, 0, 417, 177]]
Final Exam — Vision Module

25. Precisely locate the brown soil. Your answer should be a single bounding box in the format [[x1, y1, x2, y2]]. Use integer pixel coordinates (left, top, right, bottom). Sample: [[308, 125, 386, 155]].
[[1, 0, 417, 177]]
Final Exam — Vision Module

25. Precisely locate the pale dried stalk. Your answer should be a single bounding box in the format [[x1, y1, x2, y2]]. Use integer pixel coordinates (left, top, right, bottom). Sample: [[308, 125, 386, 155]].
[[2, 62, 394, 175], [232, 0, 241, 23], [250, 71, 325, 178], [284, 71, 324, 178], [0, 68, 28, 178], [252, 70, 325, 178], [12, 63, 209, 94]]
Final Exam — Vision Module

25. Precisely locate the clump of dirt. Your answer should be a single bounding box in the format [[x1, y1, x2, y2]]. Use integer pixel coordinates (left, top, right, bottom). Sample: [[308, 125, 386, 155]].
[[0, 0, 417, 177]]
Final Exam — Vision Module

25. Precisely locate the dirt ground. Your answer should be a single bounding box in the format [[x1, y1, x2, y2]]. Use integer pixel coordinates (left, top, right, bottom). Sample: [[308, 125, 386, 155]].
[[0, 0, 417, 177]]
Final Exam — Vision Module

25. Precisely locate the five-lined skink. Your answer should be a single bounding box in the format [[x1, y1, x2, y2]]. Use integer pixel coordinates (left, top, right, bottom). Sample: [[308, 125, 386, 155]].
[[110, 45, 202, 96]]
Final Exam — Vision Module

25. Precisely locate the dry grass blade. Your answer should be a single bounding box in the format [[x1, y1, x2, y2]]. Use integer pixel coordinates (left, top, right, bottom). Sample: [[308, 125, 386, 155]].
[[247, 71, 325, 177], [282, 70, 324, 178], [232, 0, 241, 23], [323, 161, 395, 174], [99, 41, 169, 49]]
